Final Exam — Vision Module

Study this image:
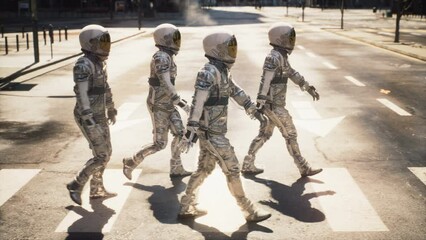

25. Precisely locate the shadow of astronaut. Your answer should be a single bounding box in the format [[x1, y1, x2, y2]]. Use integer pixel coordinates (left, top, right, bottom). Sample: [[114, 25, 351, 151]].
[[179, 216, 273, 240], [125, 177, 187, 224], [246, 176, 335, 223], [65, 198, 116, 240]]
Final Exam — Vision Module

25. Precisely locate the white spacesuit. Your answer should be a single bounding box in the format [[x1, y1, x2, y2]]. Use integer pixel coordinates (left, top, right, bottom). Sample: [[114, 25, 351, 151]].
[[122, 23, 192, 180], [241, 22, 322, 177], [177, 30, 271, 222], [67, 24, 117, 205]]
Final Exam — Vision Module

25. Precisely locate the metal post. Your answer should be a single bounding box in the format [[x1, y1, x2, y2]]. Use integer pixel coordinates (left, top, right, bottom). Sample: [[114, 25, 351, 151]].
[[138, 0, 142, 30], [1, 25, 4, 38], [5, 37, 8, 54], [22, 26, 25, 38], [48, 24, 54, 59], [59, 27, 61, 42], [65, 26, 68, 40], [31, 0, 39, 62], [16, 35, 19, 51], [43, 27, 46, 45], [26, 33, 29, 49]]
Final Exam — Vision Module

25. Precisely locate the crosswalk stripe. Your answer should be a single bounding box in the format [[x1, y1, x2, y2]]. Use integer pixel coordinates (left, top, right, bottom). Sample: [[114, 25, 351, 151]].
[[377, 98, 412, 116], [408, 167, 426, 185], [116, 102, 141, 121], [307, 168, 388, 232], [0, 169, 41, 207], [55, 169, 142, 233], [323, 61, 338, 69], [344, 76, 366, 87]]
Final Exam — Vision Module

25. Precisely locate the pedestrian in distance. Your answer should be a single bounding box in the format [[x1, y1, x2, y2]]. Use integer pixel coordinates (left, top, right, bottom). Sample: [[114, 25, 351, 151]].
[[67, 24, 118, 205], [122, 23, 192, 180], [177, 30, 271, 222], [241, 22, 323, 177]]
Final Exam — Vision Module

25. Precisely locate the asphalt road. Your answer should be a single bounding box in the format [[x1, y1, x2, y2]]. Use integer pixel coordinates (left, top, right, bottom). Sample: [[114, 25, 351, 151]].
[[0, 7, 425, 240]]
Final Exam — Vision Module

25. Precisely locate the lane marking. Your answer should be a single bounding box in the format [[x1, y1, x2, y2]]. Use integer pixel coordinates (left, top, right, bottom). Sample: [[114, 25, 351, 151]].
[[292, 101, 322, 119], [297, 45, 305, 50], [116, 102, 140, 121], [55, 169, 142, 233], [408, 167, 426, 185], [308, 168, 388, 232], [410, 33, 422, 36], [344, 76, 366, 87], [323, 61, 338, 69], [0, 169, 41, 207], [292, 101, 345, 137], [376, 98, 412, 116], [306, 52, 317, 58]]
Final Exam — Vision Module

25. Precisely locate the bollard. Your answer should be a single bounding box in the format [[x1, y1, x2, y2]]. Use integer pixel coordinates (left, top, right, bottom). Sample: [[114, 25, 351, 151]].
[[5, 37, 8, 54], [1, 25, 4, 38], [48, 24, 54, 59], [59, 27, 61, 42], [48, 24, 54, 44], [43, 27, 46, 45], [26, 33, 29, 49], [65, 26, 68, 40], [22, 26, 25, 38], [16, 35, 19, 51]]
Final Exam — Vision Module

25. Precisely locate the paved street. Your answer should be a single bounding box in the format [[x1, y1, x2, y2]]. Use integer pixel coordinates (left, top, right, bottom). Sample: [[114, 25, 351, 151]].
[[0, 7, 425, 240]]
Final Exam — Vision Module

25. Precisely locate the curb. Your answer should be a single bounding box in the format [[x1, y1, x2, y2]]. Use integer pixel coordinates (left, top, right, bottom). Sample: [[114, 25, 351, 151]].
[[324, 29, 426, 62]]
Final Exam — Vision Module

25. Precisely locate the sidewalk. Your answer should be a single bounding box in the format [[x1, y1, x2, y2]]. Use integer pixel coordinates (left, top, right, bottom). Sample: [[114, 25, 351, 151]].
[[0, 22, 146, 89], [1, 7, 424, 90]]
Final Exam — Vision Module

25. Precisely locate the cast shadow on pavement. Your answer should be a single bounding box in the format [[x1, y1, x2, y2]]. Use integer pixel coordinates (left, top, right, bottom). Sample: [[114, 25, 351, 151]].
[[125, 177, 187, 224], [0, 63, 36, 90], [128, 177, 272, 239], [179, 218, 273, 240], [64, 198, 116, 240], [245, 176, 335, 223]]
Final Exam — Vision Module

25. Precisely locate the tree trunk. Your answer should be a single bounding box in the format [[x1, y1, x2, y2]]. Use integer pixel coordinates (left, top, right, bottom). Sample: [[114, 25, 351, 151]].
[[394, 0, 401, 43], [395, 13, 401, 42]]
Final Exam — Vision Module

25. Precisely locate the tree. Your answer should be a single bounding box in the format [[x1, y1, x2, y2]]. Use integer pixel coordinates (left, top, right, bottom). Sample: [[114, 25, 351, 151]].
[[394, 0, 413, 43]]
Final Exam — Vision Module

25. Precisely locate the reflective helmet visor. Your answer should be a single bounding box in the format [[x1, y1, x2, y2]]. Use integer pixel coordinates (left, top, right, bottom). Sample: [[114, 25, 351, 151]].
[[228, 35, 237, 58], [173, 30, 181, 49], [98, 33, 111, 55], [288, 28, 296, 49]]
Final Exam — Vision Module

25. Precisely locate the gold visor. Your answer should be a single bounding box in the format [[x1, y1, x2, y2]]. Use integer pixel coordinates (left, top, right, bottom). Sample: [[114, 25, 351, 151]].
[[173, 30, 181, 49], [228, 35, 237, 58], [99, 33, 111, 54]]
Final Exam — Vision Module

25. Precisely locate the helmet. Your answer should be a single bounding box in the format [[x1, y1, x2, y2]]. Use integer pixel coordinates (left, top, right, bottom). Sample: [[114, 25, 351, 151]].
[[79, 24, 111, 60], [268, 23, 296, 54], [203, 30, 237, 66], [153, 23, 181, 54]]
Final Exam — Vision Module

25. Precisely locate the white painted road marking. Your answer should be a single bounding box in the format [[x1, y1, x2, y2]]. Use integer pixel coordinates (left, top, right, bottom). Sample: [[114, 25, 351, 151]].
[[297, 45, 305, 50], [306, 52, 317, 58], [196, 168, 246, 233], [55, 169, 142, 233], [344, 76, 366, 87], [377, 98, 412, 116], [116, 102, 140, 121], [292, 101, 345, 137], [0, 169, 41, 207], [408, 167, 426, 185], [323, 62, 338, 69], [292, 101, 321, 119], [308, 168, 388, 232]]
